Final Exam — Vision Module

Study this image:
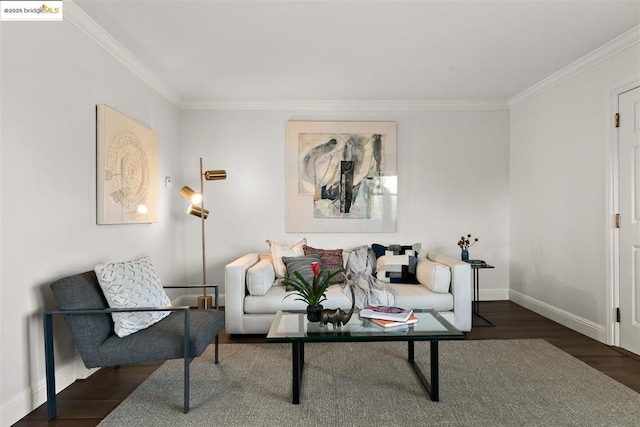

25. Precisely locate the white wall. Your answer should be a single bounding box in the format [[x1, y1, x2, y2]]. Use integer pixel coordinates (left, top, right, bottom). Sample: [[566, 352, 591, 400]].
[[0, 17, 511, 424], [179, 108, 511, 301], [0, 21, 182, 425], [509, 44, 640, 341]]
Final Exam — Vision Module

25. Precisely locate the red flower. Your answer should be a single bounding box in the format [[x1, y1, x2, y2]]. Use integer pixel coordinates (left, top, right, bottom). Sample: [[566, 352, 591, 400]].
[[311, 262, 320, 278]]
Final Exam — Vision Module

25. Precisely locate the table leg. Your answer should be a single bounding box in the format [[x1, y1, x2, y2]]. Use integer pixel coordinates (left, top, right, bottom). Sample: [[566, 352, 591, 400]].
[[474, 268, 479, 315], [472, 268, 495, 327], [430, 340, 439, 401], [408, 340, 439, 401], [292, 342, 304, 404]]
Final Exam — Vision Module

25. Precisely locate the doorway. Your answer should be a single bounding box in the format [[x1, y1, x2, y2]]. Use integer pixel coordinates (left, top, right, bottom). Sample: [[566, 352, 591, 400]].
[[615, 84, 640, 356]]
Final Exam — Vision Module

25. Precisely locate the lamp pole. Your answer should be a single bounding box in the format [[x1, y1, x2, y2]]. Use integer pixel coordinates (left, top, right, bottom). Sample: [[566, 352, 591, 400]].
[[179, 157, 225, 309], [198, 157, 212, 309]]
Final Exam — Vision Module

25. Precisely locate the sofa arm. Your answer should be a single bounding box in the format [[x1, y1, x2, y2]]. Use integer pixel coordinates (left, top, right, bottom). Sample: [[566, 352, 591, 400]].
[[224, 253, 261, 334], [426, 252, 471, 332]]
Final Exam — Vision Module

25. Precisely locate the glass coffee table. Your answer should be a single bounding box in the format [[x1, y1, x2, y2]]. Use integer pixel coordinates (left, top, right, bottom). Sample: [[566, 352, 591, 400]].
[[266, 309, 464, 404]]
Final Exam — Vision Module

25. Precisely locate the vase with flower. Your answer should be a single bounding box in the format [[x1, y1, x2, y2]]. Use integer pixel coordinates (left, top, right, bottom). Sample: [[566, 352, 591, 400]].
[[281, 261, 344, 322], [457, 234, 478, 261]]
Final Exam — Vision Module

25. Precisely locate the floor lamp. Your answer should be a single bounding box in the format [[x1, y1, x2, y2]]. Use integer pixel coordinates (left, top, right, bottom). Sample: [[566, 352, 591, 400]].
[[181, 157, 227, 309]]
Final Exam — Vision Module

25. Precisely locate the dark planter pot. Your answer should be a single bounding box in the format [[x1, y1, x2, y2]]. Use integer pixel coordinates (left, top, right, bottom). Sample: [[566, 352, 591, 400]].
[[461, 250, 469, 261], [306, 305, 323, 322]]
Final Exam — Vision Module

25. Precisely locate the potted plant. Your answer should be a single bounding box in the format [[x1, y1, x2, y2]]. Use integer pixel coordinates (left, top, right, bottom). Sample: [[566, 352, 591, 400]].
[[282, 262, 344, 321]]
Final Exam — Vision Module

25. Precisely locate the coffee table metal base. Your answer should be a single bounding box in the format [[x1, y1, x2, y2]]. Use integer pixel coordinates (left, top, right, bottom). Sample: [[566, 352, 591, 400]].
[[408, 340, 439, 401], [290, 339, 440, 404]]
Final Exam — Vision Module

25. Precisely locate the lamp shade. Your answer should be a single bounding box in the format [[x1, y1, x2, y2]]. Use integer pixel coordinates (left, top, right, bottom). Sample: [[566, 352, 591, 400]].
[[188, 205, 209, 219], [204, 170, 227, 181], [180, 186, 202, 204]]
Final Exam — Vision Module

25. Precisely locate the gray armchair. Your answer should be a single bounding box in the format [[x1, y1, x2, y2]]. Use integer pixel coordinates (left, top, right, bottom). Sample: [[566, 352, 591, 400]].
[[44, 271, 224, 419]]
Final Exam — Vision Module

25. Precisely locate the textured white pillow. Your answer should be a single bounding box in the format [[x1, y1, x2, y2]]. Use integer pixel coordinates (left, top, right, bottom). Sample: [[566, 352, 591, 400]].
[[246, 257, 276, 296], [95, 254, 172, 337], [416, 259, 451, 293], [266, 238, 307, 278]]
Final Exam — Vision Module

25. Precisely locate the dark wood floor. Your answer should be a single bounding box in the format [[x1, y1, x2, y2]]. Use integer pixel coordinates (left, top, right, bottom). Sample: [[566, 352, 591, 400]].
[[15, 301, 640, 426]]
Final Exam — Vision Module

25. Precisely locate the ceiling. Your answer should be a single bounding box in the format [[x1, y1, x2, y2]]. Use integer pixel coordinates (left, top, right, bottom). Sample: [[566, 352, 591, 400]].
[[72, 0, 640, 106]]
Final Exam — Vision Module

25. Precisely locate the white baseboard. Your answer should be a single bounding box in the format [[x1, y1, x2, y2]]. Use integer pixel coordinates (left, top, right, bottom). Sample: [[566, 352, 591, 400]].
[[509, 290, 607, 343], [479, 288, 509, 301], [75, 359, 100, 380], [0, 360, 76, 427]]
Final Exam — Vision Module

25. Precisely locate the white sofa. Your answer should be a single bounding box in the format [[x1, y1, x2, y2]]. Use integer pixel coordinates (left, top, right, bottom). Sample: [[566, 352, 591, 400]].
[[224, 251, 472, 334]]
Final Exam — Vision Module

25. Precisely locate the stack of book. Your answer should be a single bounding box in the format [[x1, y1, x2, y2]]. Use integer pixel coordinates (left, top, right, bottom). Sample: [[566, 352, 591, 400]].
[[359, 305, 418, 329]]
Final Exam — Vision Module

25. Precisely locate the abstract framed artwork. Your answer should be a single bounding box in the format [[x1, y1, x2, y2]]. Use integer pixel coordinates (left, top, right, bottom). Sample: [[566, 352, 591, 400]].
[[286, 121, 397, 232], [96, 104, 159, 224]]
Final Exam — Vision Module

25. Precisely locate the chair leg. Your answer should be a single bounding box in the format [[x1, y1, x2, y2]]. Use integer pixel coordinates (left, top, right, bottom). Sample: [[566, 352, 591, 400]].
[[183, 308, 190, 414], [183, 356, 190, 414], [43, 314, 57, 420], [214, 335, 219, 364]]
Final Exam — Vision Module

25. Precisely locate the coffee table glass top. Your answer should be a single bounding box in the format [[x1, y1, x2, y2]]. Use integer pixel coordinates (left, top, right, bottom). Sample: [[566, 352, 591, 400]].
[[266, 309, 464, 342]]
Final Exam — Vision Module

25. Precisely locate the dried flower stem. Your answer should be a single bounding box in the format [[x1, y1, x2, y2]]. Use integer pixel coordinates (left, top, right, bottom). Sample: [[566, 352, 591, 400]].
[[457, 234, 479, 250]]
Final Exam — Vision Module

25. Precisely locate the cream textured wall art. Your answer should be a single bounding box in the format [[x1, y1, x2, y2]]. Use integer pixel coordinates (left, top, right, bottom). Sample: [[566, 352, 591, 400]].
[[96, 104, 159, 224]]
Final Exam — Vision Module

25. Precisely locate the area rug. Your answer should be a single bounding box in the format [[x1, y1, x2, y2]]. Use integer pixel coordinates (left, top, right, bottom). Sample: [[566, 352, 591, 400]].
[[99, 340, 640, 426]]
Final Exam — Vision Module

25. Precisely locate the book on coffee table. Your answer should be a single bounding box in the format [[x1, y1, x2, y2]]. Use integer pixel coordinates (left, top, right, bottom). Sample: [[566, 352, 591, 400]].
[[359, 305, 413, 322], [368, 315, 419, 328]]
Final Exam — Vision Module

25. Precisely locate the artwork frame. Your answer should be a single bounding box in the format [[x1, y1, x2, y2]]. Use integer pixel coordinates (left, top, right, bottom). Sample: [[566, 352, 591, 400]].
[[96, 104, 159, 224], [286, 121, 397, 233]]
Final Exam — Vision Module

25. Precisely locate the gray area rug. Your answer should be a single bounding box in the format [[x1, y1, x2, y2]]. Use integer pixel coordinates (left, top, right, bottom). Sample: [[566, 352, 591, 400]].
[[99, 340, 640, 426]]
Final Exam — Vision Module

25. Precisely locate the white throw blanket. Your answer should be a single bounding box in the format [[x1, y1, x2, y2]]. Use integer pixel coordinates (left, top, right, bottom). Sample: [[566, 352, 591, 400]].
[[343, 246, 395, 308]]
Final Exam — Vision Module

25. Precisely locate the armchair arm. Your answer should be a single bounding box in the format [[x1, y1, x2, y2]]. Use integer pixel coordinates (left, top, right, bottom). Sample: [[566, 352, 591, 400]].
[[43, 305, 191, 420], [45, 306, 189, 316]]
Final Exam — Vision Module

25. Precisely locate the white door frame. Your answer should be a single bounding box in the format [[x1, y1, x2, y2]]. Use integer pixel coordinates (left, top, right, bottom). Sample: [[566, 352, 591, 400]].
[[607, 76, 640, 346]]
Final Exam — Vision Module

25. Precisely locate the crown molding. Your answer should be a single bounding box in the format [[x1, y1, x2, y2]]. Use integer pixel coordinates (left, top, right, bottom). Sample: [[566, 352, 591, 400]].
[[67, 0, 635, 112], [61, 1, 507, 112], [509, 25, 640, 108], [64, 0, 182, 106], [183, 99, 509, 111]]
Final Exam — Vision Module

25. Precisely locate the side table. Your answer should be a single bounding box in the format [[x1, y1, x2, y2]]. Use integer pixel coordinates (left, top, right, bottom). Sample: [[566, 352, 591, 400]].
[[465, 260, 495, 327]]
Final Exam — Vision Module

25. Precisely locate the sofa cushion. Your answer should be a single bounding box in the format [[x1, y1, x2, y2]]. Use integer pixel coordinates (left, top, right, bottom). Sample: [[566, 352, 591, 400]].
[[416, 259, 451, 293], [244, 284, 353, 314], [246, 257, 276, 296], [302, 245, 345, 283], [94, 254, 172, 338], [375, 253, 419, 284], [266, 238, 307, 279], [244, 283, 453, 314], [282, 253, 323, 289], [390, 283, 454, 312]]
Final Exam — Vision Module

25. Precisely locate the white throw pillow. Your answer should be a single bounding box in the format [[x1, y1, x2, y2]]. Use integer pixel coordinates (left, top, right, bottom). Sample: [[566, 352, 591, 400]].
[[416, 259, 451, 293], [95, 254, 172, 337], [246, 257, 276, 296], [266, 238, 307, 278]]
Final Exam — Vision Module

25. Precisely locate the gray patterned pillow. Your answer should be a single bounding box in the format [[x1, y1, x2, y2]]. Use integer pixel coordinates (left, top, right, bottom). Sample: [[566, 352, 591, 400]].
[[95, 254, 172, 337], [282, 253, 323, 290]]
